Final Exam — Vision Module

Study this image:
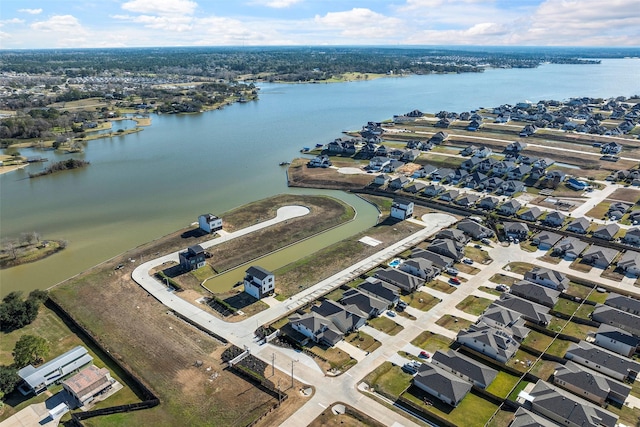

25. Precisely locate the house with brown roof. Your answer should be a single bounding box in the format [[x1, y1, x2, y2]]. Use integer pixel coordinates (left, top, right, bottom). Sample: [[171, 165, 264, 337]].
[[62, 365, 114, 407]]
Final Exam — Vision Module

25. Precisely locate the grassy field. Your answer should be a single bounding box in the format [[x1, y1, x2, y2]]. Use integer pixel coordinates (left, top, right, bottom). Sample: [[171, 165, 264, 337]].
[[553, 298, 595, 319], [479, 286, 502, 297], [367, 316, 403, 336], [423, 279, 457, 294], [488, 274, 521, 286], [361, 362, 412, 399], [435, 315, 473, 333], [464, 247, 492, 264], [485, 371, 521, 399], [346, 331, 381, 353], [410, 332, 453, 353], [547, 317, 597, 340], [455, 295, 493, 316], [400, 291, 440, 312]]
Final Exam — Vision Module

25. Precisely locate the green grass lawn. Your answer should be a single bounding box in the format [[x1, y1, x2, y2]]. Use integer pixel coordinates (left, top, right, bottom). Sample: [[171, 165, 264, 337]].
[[547, 317, 597, 340], [190, 264, 215, 282], [362, 361, 412, 399], [423, 279, 457, 294], [504, 262, 535, 275], [547, 337, 572, 358], [553, 299, 595, 320], [403, 388, 498, 427], [464, 247, 492, 264], [489, 274, 520, 286], [401, 291, 440, 312], [486, 409, 516, 427], [479, 286, 502, 297], [529, 359, 557, 381], [522, 331, 554, 353], [323, 287, 345, 302], [435, 315, 473, 333], [485, 371, 521, 399], [455, 295, 493, 317], [346, 331, 381, 353], [367, 316, 403, 336], [308, 344, 356, 371], [507, 380, 531, 401], [410, 332, 453, 353]]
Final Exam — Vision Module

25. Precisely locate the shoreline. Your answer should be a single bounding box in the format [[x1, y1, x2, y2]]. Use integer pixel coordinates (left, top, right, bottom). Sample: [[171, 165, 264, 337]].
[[0, 163, 28, 175]]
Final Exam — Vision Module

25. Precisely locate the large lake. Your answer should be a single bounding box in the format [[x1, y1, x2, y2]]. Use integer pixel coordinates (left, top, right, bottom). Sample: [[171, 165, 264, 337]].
[[1, 58, 639, 296]]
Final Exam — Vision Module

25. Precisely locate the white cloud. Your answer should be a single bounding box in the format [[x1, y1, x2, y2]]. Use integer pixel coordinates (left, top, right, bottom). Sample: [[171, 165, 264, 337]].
[[251, 0, 303, 8], [18, 8, 43, 15], [31, 15, 85, 32], [121, 0, 197, 16], [112, 14, 194, 32], [27, 15, 88, 47], [315, 8, 404, 39], [0, 18, 25, 26]]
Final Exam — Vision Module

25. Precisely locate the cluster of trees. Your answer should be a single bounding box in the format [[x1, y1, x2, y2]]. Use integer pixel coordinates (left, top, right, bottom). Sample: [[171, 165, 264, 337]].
[[29, 159, 90, 178], [0, 290, 50, 400]]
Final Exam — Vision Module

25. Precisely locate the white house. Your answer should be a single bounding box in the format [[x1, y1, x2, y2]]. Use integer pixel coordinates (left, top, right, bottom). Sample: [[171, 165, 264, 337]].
[[198, 213, 223, 234], [390, 199, 414, 220], [243, 265, 275, 299], [18, 346, 93, 395]]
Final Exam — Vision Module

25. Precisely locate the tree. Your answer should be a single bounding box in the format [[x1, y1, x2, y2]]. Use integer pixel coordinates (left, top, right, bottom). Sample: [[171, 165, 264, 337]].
[[0, 290, 46, 331], [0, 365, 19, 400], [12, 335, 50, 368]]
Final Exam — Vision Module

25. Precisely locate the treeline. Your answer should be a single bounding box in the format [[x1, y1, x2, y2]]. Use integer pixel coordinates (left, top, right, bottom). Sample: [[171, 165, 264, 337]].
[[29, 158, 90, 178]]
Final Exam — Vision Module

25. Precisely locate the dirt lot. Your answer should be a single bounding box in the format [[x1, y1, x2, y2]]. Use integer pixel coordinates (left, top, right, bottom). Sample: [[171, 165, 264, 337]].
[[288, 158, 374, 189], [609, 187, 640, 204]]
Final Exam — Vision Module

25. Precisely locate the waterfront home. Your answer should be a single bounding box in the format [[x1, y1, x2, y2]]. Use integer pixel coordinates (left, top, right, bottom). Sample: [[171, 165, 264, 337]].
[[308, 154, 332, 168], [494, 294, 551, 326], [388, 176, 410, 190], [390, 198, 414, 220], [518, 207, 543, 222], [179, 244, 206, 271], [374, 268, 424, 293], [510, 280, 560, 308], [504, 222, 529, 240], [431, 349, 497, 389], [289, 312, 343, 347], [63, 365, 114, 407], [543, 211, 566, 227], [456, 323, 518, 364], [243, 265, 275, 299], [566, 217, 590, 234], [429, 131, 449, 144], [553, 360, 631, 407], [605, 292, 640, 315], [456, 218, 494, 239], [591, 305, 640, 337], [399, 258, 439, 281], [528, 380, 618, 427], [618, 251, 640, 276], [413, 363, 472, 407], [623, 227, 640, 245], [18, 346, 93, 395], [581, 245, 619, 269], [357, 278, 400, 307], [531, 231, 562, 250], [592, 223, 620, 241], [498, 199, 521, 216], [594, 324, 640, 358], [198, 213, 223, 234], [477, 196, 500, 210], [524, 267, 568, 291], [565, 341, 640, 382]]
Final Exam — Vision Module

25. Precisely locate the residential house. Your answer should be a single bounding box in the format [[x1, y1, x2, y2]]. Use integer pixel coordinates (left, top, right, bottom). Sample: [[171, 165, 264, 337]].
[[357, 278, 400, 307], [566, 217, 591, 234], [592, 223, 620, 241], [510, 408, 558, 427], [402, 149, 421, 162], [382, 159, 404, 173], [461, 145, 478, 156], [594, 324, 640, 358], [388, 176, 410, 190], [618, 251, 640, 276], [592, 304, 640, 337], [428, 238, 464, 261], [478, 306, 530, 341], [374, 268, 425, 294], [467, 120, 482, 132], [179, 244, 206, 271], [524, 267, 569, 291], [413, 164, 438, 178], [504, 222, 529, 240], [528, 380, 618, 427], [481, 177, 504, 192], [533, 157, 554, 170], [477, 157, 498, 173], [198, 213, 223, 234], [519, 124, 537, 137], [390, 198, 414, 220], [531, 231, 562, 250], [456, 323, 519, 364], [494, 294, 551, 325], [62, 365, 114, 407], [439, 189, 460, 202], [410, 249, 455, 270], [542, 170, 566, 188], [509, 280, 560, 308], [387, 148, 406, 160], [431, 349, 497, 389], [308, 154, 332, 168], [623, 227, 640, 245], [500, 180, 525, 195], [368, 156, 391, 170], [463, 172, 487, 188], [565, 340, 640, 382], [404, 182, 426, 194], [543, 211, 566, 227], [435, 117, 452, 128], [581, 245, 620, 269], [289, 312, 343, 347], [508, 164, 532, 180], [491, 161, 517, 176], [311, 299, 366, 334], [429, 131, 449, 144], [518, 207, 543, 222], [455, 193, 480, 207], [553, 360, 631, 407], [340, 288, 389, 319], [413, 363, 472, 407], [456, 219, 494, 239], [460, 156, 481, 171], [605, 292, 640, 315], [243, 265, 275, 299], [505, 141, 527, 154], [431, 167, 455, 182], [451, 169, 469, 184], [474, 146, 492, 158], [477, 196, 500, 210], [601, 141, 623, 154], [423, 184, 446, 197], [399, 258, 439, 281], [372, 174, 391, 186], [498, 199, 522, 216], [18, 346, 93, 395]]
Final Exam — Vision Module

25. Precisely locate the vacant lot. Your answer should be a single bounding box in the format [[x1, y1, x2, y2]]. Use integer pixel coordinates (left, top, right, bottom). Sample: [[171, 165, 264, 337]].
[[435, 315, 472, 333], [455, 295, 493, 316], [410, 332, 453, 353], [609, 187, 640, 204]]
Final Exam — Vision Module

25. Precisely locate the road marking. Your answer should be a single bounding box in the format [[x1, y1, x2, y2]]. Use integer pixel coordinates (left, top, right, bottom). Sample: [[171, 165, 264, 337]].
[[318, 403, 326, 408]]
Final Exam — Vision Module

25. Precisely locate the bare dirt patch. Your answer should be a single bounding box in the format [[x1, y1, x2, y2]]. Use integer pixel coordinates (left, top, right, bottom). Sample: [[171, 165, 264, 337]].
[[609, 187, 640, 204], [288, 158, 373, 190]]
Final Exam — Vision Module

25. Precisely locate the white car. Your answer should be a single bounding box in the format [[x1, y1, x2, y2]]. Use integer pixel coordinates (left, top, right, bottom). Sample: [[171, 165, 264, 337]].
[[463, 258, 473, 265]]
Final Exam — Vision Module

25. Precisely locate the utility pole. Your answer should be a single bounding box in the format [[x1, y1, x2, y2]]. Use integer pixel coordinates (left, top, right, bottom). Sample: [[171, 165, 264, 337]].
[[271, 353, 275, 377], [291, 360, 298, 388], [277, 379, 282, 406]]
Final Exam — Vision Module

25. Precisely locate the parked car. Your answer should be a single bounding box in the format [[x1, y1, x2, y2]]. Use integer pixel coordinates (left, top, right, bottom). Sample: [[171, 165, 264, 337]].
[[450, 277, 461, 285], [387, 310, 397, 317], [496, 284, 509, 292], [481, 238, 492, 245], [446, 267, 459, 275], [402, 361, 421, 374], [474, 244, 482, 248], [397, 300, 408, 309], [463, 258, 473, 265], [419, 351, 431, 359]]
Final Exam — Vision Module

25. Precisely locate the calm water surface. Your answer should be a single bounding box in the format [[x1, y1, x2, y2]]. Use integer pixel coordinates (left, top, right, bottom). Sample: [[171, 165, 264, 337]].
[[1, 58, 639, 295]]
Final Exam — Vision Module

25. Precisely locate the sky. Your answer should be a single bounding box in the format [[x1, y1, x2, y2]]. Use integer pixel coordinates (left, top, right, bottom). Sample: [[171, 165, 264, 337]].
[[0, 0, 639, 49]]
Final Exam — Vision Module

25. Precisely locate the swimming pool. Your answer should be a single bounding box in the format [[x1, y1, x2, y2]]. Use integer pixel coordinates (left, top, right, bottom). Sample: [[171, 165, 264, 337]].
[[388, 258, 401, 268]]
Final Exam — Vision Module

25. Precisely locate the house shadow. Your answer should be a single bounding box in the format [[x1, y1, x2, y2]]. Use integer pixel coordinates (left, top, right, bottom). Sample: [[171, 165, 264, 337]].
[[404, 384, 454, 415], [181, 228, 208, 239], [224, 292, 259, 311], [162, 264, 184, 278], [376, 217, 403, 227]]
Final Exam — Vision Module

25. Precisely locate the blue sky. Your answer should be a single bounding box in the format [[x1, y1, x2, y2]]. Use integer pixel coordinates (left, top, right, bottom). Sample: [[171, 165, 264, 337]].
[[1, 0, 638, 49]]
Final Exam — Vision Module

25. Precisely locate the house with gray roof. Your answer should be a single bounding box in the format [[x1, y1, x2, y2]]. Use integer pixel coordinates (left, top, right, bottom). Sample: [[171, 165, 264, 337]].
[[565, 340, 640, 382], [554, 360, 631, 407], [605, 292, 640, 315], [456, 193, 480, 207], [498, 199, 522, 216], [413, 164, 438, 179], [510, 407, 558, 427], [311, 299, 366, 334], [18, 346, 93, 395], [544, 211, 567, 227], [566, 217, 590, 234], [390, 198, 414, 220], [524, 267, 569, 291], [477, 196, 500, 210], [427, 238, 464, 261], [504, 222, 529, 239], [423, 183, 445, 197], [388, 175, 410, 190], [374, 268, 425, 294], [494, 294, 551, 326], [410, 248, 454, 270], [528, 380, 618, 427], [508, 164, 532, 180], [456, 323, 519, 364], [591, 304, 640, 337], [618, 251, 640, 276], [431, 349, 497, 389], [592, 223, 620, 241], [623, 227, 640, 245], [581, 245, 619, 269], [243, 265, 275, 299], [456, 219, 494, 239], [594, 324, 640, 358], [340, 288, 388, 319], [478, 306, 530, 341], [518, 206, 543, 222], [372, 174, 391, 186], [439, 189, 460, 202], [412, 363, 472, 407], [477, 157, 498, 173], [399, 258, 439, 281], [289, 312, 343, 347], [500, 180, 525, 195], [531, 231, 562, 250], [509, 280, 560, 308], [436, 228, 469, 244], [357, 278, 400, 306], [552, 237, 588, 260], [404, 182, 426, 194]]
